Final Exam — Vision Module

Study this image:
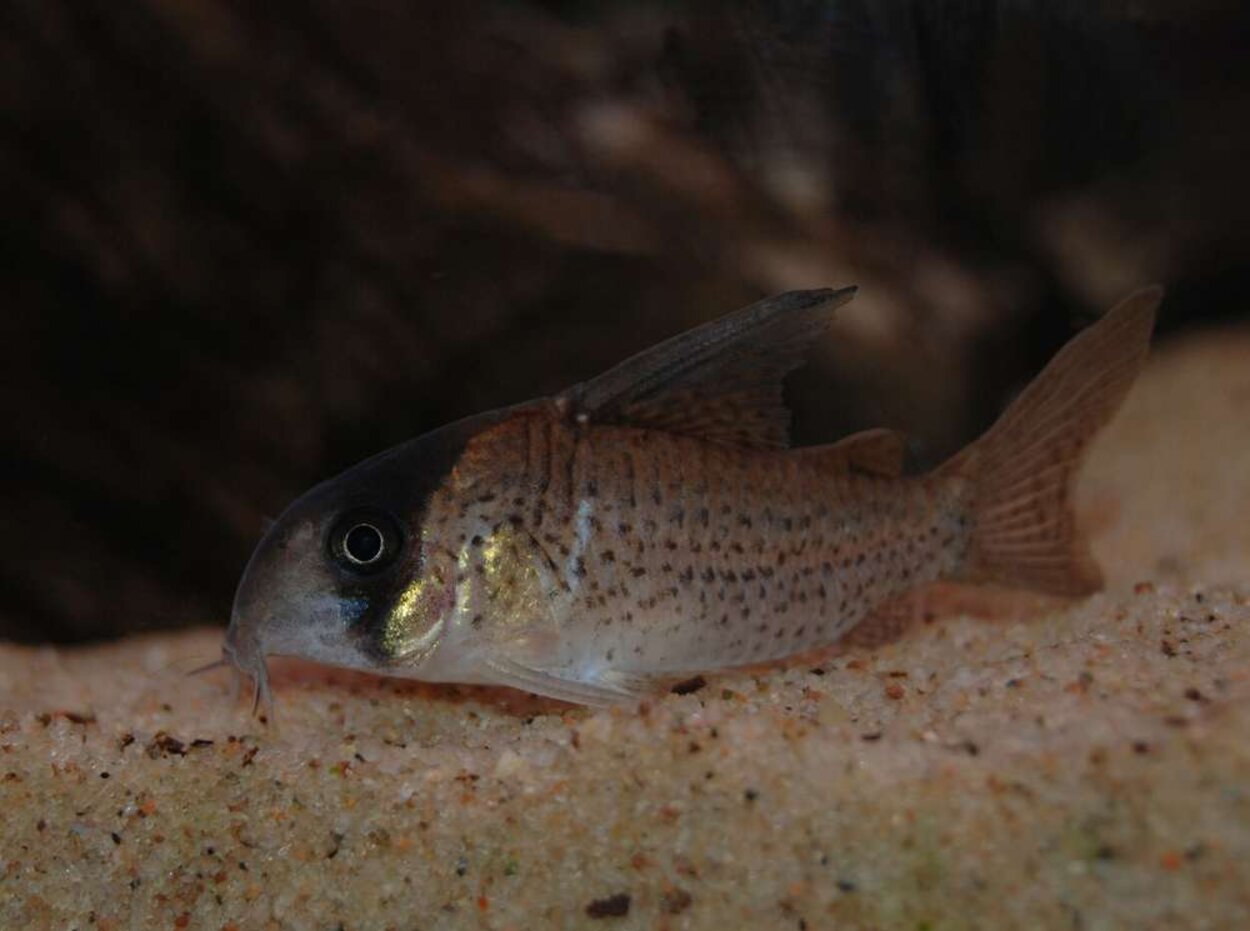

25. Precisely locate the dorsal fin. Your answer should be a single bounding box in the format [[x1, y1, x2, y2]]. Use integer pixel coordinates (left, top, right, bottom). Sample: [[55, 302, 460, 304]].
[[555, 287, 857, 448], [794, 428, 907, 476]]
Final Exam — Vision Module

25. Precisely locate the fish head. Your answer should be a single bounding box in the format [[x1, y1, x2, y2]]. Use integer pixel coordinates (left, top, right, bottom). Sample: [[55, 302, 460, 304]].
[[225, 409, 515, 707]]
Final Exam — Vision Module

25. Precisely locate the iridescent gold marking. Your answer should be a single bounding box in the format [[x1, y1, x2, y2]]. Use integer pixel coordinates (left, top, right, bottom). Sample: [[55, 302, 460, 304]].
[[383, 573, 445, 664], [481, 525, 548, 628]]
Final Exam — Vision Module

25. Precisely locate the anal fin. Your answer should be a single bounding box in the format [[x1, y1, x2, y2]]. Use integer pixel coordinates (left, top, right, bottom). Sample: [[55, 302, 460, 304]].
[[842, 582, 1069, 650], [840, 589, 931, 650]]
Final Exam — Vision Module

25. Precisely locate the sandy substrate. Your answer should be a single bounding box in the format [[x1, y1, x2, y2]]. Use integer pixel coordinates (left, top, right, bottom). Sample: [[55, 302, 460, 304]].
[[2, 326, 1248, 931]]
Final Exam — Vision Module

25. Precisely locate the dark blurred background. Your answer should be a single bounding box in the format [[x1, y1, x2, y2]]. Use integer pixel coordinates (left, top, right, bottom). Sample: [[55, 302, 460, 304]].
[[3, 1, 1248, 642]]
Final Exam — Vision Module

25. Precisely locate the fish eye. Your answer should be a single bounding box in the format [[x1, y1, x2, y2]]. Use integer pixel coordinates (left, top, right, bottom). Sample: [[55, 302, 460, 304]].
[[344, 524, 383, 563], [328, 509, 404, 575]]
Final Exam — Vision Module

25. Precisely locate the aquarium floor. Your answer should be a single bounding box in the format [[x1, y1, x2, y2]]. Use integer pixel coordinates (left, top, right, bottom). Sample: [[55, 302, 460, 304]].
[[3, 324, 1249, 931]]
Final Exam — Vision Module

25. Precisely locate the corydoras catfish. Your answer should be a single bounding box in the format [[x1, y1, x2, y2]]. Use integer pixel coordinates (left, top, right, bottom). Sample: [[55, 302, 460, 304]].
[[225, 285, 1161, 707]]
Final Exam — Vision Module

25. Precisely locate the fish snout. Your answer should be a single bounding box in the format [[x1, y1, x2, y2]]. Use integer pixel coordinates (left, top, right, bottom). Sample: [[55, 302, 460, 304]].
[[223, 602, 268, 699], [225, 545, 282, 714]]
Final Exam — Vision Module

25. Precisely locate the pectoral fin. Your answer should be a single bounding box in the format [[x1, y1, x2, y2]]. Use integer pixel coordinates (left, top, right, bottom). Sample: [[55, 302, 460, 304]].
[[481, 656, 657, 707]]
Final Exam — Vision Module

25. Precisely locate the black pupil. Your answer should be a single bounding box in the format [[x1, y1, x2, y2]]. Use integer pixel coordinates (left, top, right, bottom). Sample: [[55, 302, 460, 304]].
[[343, 523, 384, 564]]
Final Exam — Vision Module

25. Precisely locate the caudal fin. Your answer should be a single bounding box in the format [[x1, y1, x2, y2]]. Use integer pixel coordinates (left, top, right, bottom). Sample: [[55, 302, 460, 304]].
[[941, 287, 1162, 595]]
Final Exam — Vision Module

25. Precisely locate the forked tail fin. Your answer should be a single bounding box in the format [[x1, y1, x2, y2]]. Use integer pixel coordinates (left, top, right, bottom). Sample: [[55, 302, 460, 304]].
[[940, 287, 1162, 595]]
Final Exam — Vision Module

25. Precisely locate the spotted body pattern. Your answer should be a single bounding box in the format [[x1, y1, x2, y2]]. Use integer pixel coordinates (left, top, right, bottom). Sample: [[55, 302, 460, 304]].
[[427, 416, 967, 686], [226, 286, 1160, 707]]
